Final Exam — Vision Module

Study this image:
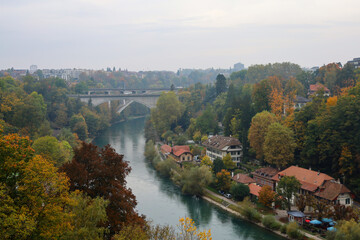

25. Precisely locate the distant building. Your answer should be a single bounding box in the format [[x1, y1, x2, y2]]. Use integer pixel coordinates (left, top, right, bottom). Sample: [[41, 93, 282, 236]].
[[347, 57, 360, 69], [29, 65, 37, 74], [294, 96, 311, 110], [233, 62, 245, 71], [252, 167, 279, 190], [202, 135, 243, 166], [308, 83, 330, 97]]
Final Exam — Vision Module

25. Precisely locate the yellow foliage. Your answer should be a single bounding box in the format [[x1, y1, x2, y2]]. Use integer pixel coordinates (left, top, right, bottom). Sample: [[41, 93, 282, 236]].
[[326, 96, 338, 107]]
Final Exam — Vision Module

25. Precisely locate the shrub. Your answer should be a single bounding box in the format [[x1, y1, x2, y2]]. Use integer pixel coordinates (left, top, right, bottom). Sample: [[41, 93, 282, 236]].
[[286, 222, 303, 239], [155, 158, 178, 177], [262, 215, 281, 230], [241, 205, 262, 223], [280, 224, 287, 234], [230, 183, 250, 201]]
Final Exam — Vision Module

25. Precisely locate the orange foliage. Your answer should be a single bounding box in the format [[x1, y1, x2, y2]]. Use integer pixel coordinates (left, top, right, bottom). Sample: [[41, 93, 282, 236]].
[[269, 88, 284, 118], [258, 185, 276, 208], [326, 96, 338, 107]]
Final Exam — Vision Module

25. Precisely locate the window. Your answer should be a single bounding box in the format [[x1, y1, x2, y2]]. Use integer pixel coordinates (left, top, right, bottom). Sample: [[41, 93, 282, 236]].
[[187, 156, 190, 161], [346, 198, 351, 205]]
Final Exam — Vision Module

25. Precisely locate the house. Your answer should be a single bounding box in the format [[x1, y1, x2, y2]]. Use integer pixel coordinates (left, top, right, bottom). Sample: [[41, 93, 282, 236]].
[[160, 144, 172, 155], [232, 173, 255, 185], [308, 84, 330, 96], [347, 57, 360, 69], [314, 180, 353, 206], [294, 96, 311, 110], [202, 135, 243, 166], [252, 167, 279, 190], [272, 166, 333, 196], [248, 183, 262, 200], [288, 211, 306, 225], [272, 166, 353, 207], [160, 144, 193, 163], [172, 145, 193, 163]]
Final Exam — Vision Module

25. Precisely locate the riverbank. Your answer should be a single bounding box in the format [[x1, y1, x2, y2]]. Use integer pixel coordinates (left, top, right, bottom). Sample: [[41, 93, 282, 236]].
[[202, 189, 323, 240], [148, 141, 323, 240]]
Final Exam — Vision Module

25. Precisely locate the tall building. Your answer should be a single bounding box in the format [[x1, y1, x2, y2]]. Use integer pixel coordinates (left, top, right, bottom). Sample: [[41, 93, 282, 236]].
[[29, 65, 37, 74], [233, 62, 245, 71]]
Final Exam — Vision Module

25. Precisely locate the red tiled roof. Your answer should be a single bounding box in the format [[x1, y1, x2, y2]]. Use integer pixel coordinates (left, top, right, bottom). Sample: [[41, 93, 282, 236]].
[[232, 173, 255, 184], [249, 183, 262, 197], [161, 144, 172, 154], [272, 166, 333, 192], [309, 84, 330, 92], [172, 145, 191, 157], [314, 180, 352, 201]]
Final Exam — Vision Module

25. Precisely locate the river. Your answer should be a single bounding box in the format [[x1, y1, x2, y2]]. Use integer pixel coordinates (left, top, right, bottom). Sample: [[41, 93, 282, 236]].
[[93, 117, 282, 240]]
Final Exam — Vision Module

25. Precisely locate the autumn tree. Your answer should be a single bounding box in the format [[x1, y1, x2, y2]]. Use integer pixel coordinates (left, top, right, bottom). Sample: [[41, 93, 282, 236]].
[[248, 111, 277, 159], [215, 169, 232, 192], [258, 185, 276, 208], [60, 142, 145, 238], [312, 199, 332, 220], [277, 176, 301, 211], [263, 122, 296, 168], [222, 153, 236, 169], [0, 133, 72, 239], [295, 194, 307, 213], [32, 136, 73, 166], [269, 87, 284, 118], [200, 155, 213, 169]]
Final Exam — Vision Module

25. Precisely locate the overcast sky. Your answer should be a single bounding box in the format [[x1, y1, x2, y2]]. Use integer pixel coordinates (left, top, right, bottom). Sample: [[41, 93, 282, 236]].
[[1, 0, 359, 71]]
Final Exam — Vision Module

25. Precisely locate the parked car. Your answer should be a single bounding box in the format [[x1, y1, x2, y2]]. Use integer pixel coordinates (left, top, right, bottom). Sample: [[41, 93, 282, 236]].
[[218, 190, 225, 195], [224, 193, 232, 199]]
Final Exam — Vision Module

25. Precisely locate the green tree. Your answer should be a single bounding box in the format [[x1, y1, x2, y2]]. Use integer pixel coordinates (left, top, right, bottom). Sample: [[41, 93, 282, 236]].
[[230, 183, 250, 201], [212, 157, 225, 174], [32, 136, 73, 167], [173, 166, 213, 196], [215, 74, 227, 96], [151, 92, 183, 135], [263, 122, 296, 168], [248, 111, 277, 159], [277, 176, 301, 211], [12, 92, 46, 136], [61, 191, 109, 240], [70, 114, 88, 141], [222, 153, 236, 169]]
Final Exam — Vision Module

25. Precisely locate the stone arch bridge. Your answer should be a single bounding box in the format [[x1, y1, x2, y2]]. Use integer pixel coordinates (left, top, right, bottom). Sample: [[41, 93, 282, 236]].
[[68, 92, 164, 114]]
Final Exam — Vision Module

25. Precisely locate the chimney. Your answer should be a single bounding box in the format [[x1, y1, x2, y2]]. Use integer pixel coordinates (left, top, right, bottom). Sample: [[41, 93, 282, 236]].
[[317, 171, 320, 175], [309, 166, 311, 171], [337, 178, 341, 184]]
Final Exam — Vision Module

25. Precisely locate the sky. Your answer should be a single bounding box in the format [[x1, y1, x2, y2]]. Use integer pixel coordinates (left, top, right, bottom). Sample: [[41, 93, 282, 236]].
[[0, 0, 359, 71]]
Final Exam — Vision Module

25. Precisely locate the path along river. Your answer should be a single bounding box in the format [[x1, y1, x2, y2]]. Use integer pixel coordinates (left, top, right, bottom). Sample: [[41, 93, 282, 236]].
[[93, 117, 282, 240]]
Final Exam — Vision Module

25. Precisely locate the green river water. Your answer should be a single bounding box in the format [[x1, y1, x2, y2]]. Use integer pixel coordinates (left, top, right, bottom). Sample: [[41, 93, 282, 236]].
[[93, 117, 283, 240]]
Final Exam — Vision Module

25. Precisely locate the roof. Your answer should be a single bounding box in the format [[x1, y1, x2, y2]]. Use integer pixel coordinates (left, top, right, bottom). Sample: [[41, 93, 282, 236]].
[[272, 166, 334, 192], [295, 96, 311, 103], [172, 145, 191, 157], [288, 211, 306, 218], [252, 167, 279, 179], [232, 173, 255, 184], [202, 135, 241, 151], [309, 84, 330, 92], [249, 183, 262, 197], [314, 180, 352, 201], [160, 144, 172, 154]]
